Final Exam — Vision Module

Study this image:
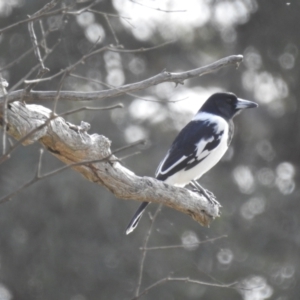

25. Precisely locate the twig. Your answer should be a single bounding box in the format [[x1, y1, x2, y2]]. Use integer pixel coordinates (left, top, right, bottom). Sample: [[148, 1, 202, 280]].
[[0, 158, 102, 204], [0, 31, 51, 72], [135, 205, 162, 297], [130, 0, 187, 13], [118, 151, 141, 161], [8, 39, 61, 92], [69, 73, 188, 103], [64, 0, 101, 16], [27, 20, 49, 73], [30, 0, 60, 18], [0, 139, 145, 204], [88, 9, 135, 31], [23, 41, 174, 85], [111, 139, 146, 154], [0, 111, 54, 163], [39, 20, 49, 53], [3, 55, 243, 103], [52, 72, 67, 115], [87, 9, 131, 20], [25, 1, 64, 92], [139, 235, 228, 250], [0, 1, 105, 35], [104, 14, 120, 45], [0, 7, 66, 35], [24, 31, 50, 91], [36, 148, 44, 177], [0, 77, 8, 154], [133, 276, 238, 300], [61, 103, 124, 117], [52, 34, 102, 115]]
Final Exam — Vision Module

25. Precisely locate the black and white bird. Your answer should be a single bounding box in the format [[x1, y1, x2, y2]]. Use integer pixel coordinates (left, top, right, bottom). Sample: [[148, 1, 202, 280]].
[[126, 92, 258, 235]]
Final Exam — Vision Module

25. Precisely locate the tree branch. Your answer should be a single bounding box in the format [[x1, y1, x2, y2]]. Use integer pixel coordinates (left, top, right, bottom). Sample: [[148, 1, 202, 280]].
[[1, 55, 243, 104], [133, 276, 238, 300], [0, 56, 242, 227], [0, 101, 219, 227], [136, 205, 162, 297]]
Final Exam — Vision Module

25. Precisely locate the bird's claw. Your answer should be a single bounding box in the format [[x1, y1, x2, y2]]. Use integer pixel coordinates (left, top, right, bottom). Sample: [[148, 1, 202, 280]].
[[202, 190, 220, 206], [206, 195, 221, 207], [192, 187, 220, 207], [205, 190, 215, 198]]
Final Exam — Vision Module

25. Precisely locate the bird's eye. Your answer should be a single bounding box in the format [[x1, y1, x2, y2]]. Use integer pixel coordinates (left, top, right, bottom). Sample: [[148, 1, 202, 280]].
[[226, 98, 233, 104]]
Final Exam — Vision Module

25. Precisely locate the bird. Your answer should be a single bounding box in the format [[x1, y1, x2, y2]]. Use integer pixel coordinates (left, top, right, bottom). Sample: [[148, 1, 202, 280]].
[[126, 92, 258, 235]]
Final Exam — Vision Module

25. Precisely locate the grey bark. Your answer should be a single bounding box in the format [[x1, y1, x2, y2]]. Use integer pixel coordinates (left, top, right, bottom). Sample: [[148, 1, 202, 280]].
[[0, 55, 243, 227]]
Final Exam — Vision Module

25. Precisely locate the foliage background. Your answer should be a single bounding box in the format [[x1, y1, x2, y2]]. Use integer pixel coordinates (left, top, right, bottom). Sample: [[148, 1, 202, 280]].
[[0, 0, 299, 299]]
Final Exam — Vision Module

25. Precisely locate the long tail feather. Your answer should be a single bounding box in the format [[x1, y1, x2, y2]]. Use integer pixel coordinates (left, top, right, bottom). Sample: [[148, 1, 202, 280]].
[[125, 202, 149, 235]]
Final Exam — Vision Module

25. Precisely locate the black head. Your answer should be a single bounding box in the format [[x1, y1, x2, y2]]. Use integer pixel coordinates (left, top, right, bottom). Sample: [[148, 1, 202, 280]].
[[200, 92, 258, 120]]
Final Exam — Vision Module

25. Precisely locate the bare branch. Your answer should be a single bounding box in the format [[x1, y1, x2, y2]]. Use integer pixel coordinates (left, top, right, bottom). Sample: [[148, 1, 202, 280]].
[[0, 106, 54, 163], [135, 205, 162, 297], [0, 7, 66, 35], [0, 101, 219, 227], [0, 140, 144, 204], [61, 103, 124, 117], [139, 234, 228, 251], [0, 77, 8, 154], [69, 73, 188, 103], [9, 39, 61, 92], [0, 1, 100, 35], [133, 276, 238, 300], [64, 0, 101, 16], [0, 30, 51, 73], [39, 20, 49, 53], [104, 14, 120, 45], [3, 55, 243, 103], [0, 101, 122, 163], [37, 148, 44, 178], [130, 0, 187, 13], [29, 0, 60, 17], [23, 41, 174, 85], [26, 19, 50, 92], [87, 9, 131, 20], [51, 34, 103, 115], [27, 21, 49, 72]]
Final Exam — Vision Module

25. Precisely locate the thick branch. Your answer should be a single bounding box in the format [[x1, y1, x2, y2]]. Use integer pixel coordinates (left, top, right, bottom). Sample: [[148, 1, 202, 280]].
[[1, 55, 242, 104], [0, 102, 219, 227]]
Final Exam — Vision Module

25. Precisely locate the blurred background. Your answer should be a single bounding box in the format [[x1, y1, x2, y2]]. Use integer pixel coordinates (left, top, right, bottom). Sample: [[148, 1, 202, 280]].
[[0, 0, 299, 299]]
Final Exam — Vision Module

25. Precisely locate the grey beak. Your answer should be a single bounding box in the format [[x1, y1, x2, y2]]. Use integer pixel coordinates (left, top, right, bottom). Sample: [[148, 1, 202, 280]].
[[236, 98, 258, 110]]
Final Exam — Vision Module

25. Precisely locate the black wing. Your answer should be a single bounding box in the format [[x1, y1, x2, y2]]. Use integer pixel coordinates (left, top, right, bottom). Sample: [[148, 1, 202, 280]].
[[155, 119, 224, 181]]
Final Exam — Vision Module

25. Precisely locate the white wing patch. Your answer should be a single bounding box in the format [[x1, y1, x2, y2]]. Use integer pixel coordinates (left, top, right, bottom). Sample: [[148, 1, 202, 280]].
[[156, 154, 187, 176], [195, 136, 214, 161], [155, 151, 169, 177]]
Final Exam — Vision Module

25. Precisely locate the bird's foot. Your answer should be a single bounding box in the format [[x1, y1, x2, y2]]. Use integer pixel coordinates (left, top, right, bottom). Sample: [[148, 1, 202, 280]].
[[204, 189, 215, 198], [199, 189, 220, 207], [191, 186, 220, 207], [190, 180, 221, 207]]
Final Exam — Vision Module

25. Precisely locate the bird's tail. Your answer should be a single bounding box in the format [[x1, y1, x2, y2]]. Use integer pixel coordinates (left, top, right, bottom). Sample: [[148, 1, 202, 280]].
[[125, 202, 149, 235]]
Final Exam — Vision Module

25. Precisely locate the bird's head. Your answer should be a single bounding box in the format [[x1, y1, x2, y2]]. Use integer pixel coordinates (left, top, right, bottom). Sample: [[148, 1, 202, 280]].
[[200, 93, 258, 119]]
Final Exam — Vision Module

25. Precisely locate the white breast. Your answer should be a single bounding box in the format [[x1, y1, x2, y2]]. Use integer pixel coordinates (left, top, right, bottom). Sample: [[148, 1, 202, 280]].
[[165, 113, 229, 187]]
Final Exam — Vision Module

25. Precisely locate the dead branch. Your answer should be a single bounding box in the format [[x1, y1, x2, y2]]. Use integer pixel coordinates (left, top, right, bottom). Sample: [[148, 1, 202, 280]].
[[0, 101, 219, 228], [133, 276, 238, 300], [0, 56, 243, 228], [2, 54, 243, 103], [136, 205, 162, 297], [139, 234, 228, 251]]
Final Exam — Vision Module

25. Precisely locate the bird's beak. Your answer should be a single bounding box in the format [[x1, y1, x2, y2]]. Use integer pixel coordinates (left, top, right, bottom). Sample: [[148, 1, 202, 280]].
[[236, 98, 258, 110]]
